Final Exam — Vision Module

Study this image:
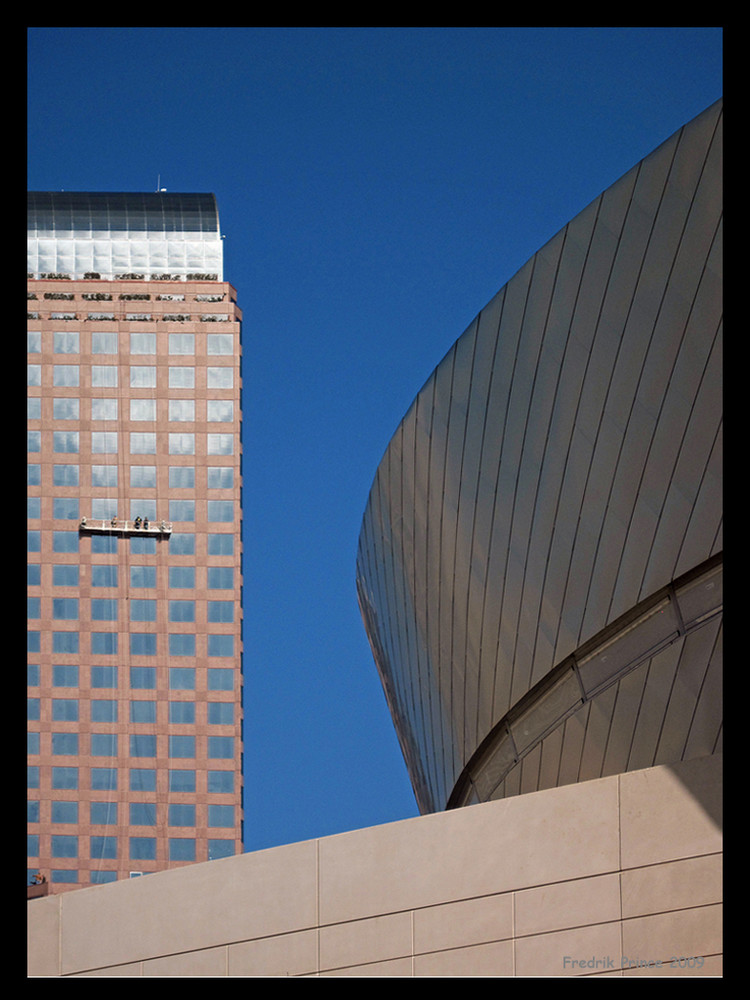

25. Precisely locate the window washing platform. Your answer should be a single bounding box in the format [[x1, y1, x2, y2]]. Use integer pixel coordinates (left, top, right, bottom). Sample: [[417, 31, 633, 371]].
[[79, 518, 172, 537]]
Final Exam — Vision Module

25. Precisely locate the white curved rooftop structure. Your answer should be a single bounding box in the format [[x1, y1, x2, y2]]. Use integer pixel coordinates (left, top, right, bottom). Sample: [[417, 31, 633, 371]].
[[27, 191, 223, 281]]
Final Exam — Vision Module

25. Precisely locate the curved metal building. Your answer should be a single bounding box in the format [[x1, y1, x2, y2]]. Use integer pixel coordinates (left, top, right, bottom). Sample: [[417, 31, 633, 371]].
[[356, 100, 722, 815]]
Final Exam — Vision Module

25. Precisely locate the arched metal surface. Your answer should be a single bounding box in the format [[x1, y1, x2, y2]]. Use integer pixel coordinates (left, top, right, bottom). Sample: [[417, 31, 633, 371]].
[[447, 553, 722, 808], [356, 100, 722, 814]]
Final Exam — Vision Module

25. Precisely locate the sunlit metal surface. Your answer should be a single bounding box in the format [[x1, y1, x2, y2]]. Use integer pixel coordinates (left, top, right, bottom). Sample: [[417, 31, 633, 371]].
[[448, 554, 722, 808], [357, 100, 722, 814]]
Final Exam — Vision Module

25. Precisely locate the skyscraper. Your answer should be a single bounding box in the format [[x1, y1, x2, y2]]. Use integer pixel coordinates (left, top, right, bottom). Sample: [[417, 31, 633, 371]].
[[27, 192, 244, 893]]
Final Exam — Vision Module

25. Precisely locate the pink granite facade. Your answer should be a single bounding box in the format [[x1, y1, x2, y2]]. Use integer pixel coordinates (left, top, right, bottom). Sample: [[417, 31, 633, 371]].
[[28, 268, 244, 891]]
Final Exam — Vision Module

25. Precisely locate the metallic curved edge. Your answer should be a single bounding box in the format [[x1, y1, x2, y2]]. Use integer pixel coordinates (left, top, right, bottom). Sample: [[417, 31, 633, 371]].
[[447, 552, 723, 809]]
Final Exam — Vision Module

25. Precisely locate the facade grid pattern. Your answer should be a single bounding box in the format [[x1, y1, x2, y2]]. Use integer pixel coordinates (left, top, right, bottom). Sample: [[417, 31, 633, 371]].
[[27, 192, 244, 892]]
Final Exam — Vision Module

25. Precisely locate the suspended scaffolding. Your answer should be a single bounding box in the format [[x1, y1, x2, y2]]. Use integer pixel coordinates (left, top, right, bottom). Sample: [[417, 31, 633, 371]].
[[79, 517, 172, 537]]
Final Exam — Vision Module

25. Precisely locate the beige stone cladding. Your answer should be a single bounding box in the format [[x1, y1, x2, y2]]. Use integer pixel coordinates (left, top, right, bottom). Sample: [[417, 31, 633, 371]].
[[28, 754, 721, 977]]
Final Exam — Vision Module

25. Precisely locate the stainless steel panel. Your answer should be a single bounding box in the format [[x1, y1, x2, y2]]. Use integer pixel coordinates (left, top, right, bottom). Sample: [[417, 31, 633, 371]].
[[356, 101, 722, 813]]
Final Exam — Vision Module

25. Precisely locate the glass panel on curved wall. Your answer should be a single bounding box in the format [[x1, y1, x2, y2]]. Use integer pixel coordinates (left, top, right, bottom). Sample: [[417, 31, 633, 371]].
[[509, 667, 583, 757], [674, 562, 723, 628], [470, 726, 517, 802], [575, 597, 679, 698]]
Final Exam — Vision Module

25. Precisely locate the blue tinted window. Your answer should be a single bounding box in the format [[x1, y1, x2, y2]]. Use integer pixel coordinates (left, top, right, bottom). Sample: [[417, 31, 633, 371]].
[[208, 805, 235, 827], [207, 534, 233, 555], [130, 700, 156, 723], [130, 837, 156, 860], [208, 635, 234, 657], [91, 598, 118, 620], [53, 565, 79, 586], [207, 500, 233, 521], [208, 601, 233, 623], [169, 567, 195, 589], [208, 669, 233, 691], [208, 702, 233, 724], [130, 803, 157, 826], [91, 733, 118, 756], [169, 533, 195, 555], [169, 667, 195, 690], [53, 664, 78, 687], [91, 565, 118, 587], [169, 839, 195, 861], [168, 803, 195, 826], [90, 836, 118, 859], [130, 769, 156, 791], [130, 599, 156, 622], [169, 735, 195, 758], [51, 870, 78, 883], [169, 770, 196, 792], [130, 565, 156, 588], [90, 871, 117, 884], [91, 700, 118, 722], [169, 466, 195, 488], [91, 664, 117, 687], [130, 666, 156, 688], [169, 633, 196, 656], [51, 801, 78, 823], [208, 840, 235, 860], [207, 770, 234, 794], [52, 699, 78, 721], [130, 536, 156, 555], [207, 567, 233, 589], [51, 732, 78, 754], [169, 500, 195, 522], [130, 734, 157, 757], [91, 534, 117, 553], [91, 632, 118, 655], [53, 597, 79, 619], [130, 634, 157, 656], [90, 802, 117, 825], [51, 836, 78, 858], [53, 497, 79, 519], [90, 768, 117, 790], [169, 702, 195, 724], [53, 632, 79, 653], [52, 767, 78, 789], [207, 467, 233, 488], [208, 736, 234, 759], [53, 532, 79, 553], [169, 600, 195, 622], [53, 464, 79, 486]]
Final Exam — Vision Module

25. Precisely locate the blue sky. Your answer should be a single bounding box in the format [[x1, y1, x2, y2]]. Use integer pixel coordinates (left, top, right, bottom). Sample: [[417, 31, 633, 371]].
[[27, 26, 722, 852]]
